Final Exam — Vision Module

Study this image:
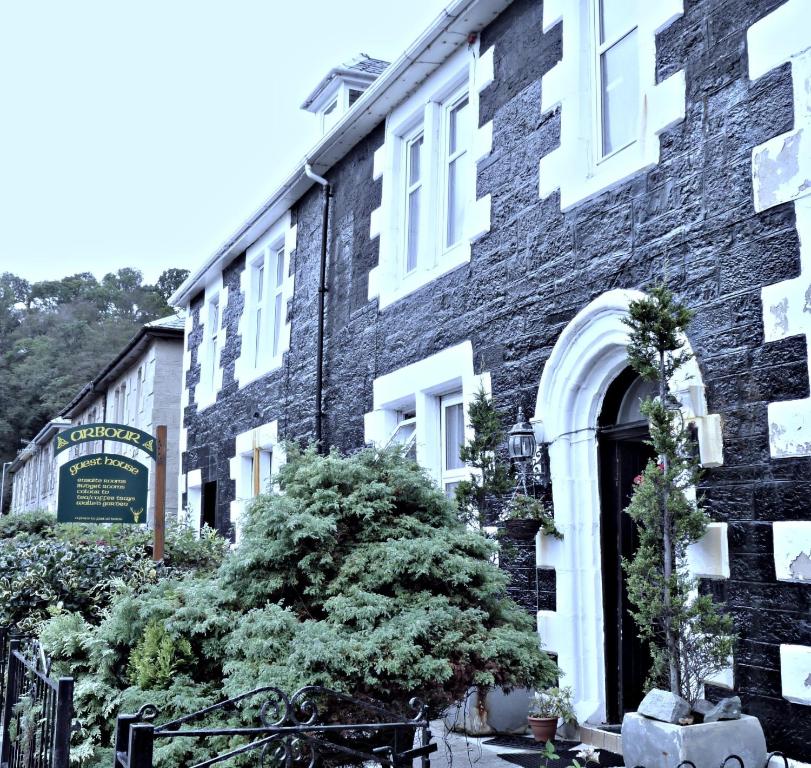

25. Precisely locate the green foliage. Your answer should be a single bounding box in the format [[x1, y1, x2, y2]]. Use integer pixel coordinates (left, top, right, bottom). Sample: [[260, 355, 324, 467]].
[[502, 495, 562, 539], [36, 446, 557, 768], [455, 388, 514, 526], [0, 515, 228, 632], [220, 445, 558, 708], [0, 267, 188, 502], [528, 686, 575, 721], [623, 285, 735, 704], [128, 620, 195, 690]]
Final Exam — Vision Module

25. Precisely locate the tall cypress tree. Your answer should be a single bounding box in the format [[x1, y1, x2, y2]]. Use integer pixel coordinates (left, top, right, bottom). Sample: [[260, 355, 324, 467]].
[[623, 285, 734, 704]]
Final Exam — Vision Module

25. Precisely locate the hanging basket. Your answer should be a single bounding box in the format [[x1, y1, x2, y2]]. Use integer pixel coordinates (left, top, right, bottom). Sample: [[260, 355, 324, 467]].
[[501, 518, 543, 540]]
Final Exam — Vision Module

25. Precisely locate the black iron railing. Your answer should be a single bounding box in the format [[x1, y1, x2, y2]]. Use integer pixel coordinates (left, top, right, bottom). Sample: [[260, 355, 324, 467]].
[[113, 685, 436, 768], [0, 638, 74, 768]]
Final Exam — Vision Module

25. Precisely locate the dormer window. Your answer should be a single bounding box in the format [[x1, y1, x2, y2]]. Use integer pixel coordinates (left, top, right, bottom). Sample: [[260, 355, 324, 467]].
[[301, 55, 389, 136]]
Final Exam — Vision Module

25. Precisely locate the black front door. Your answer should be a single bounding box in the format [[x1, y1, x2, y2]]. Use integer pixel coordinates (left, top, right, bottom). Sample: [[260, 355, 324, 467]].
[[599, 424, 654, 722]]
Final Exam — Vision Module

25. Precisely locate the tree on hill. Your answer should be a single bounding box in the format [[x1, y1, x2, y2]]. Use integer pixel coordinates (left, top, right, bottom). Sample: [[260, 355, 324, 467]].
[[0, 267, 189, 511]]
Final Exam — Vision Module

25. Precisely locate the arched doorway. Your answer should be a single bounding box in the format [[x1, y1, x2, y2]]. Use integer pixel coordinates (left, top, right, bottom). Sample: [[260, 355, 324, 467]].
[[597, 367, 656, 723], [533, 289, 714, 725]]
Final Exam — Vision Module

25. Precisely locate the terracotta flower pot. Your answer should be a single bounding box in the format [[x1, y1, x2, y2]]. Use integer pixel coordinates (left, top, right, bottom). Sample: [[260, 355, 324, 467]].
[[527, 715, 557, 742]]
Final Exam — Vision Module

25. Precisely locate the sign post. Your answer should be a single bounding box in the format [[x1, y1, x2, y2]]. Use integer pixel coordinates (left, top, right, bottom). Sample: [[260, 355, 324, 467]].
[[153, 425, 167, 563]]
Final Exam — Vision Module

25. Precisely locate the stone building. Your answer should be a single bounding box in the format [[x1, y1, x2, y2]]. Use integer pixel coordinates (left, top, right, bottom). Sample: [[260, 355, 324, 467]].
[[8, 419, 71, 514], [170, 0, 811, 758], [57, 314, 185, 525]]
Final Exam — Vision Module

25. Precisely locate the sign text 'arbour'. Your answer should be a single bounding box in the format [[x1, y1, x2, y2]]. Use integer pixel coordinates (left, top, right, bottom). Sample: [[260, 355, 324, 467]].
[[54, 423, 157, 459]]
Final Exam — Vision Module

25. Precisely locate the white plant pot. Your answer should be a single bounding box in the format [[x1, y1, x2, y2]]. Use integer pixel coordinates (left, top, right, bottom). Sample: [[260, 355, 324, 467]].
[[621, 712, 767, 768]]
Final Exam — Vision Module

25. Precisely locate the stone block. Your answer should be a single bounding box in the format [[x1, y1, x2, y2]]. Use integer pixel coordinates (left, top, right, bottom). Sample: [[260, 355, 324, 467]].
[[637, 688, 691, 724], [703, 696, 741, 722], [621, 712, 767, 768]]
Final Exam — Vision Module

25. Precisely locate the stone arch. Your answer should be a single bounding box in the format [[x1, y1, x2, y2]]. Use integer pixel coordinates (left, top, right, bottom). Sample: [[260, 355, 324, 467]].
[[531, 289, 719, 724]]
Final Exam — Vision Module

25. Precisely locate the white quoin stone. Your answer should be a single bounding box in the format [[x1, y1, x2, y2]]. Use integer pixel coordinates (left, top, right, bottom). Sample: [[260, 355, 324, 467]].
[[780, 644, 811, 705], [773, 521, 811, 582], [748, 1, 811, 458], [686, 522, 730, 579]]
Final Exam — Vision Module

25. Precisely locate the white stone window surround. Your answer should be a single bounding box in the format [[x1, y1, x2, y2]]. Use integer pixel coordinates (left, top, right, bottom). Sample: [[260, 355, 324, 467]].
[[184, 468, 203, 530], [533, 289, 727, 725], [368, 41, 495, 310], [539, 0, 685, 211], [234, 213, 296, 390], [363, 341, 490, 489], [195, 277, 228, 413], [228, 420, 284, 543]]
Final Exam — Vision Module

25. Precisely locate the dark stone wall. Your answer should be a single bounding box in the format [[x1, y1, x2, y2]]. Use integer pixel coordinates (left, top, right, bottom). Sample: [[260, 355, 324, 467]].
[[182, 0, 810, 754]]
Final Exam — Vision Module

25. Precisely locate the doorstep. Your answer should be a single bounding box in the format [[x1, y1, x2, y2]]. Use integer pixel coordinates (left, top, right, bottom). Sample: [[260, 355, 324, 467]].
[[579, 723, 623, 756]]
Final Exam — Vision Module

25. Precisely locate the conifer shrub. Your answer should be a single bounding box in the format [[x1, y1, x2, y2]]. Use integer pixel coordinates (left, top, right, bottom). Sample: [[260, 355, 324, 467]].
[[37, 445, 557, 767]]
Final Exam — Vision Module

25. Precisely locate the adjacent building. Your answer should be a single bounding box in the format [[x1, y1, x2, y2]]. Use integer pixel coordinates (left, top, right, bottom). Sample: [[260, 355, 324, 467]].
[[170, 0, 811, 759], [8, 314, 185, 526], [59, 314, 185, 525], [8, 419, 71, 514]]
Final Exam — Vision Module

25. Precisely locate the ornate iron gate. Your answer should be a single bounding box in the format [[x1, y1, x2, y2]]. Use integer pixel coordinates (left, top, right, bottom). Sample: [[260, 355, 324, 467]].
[[0, 638, 74, 768], [113, 685, 436, 768]]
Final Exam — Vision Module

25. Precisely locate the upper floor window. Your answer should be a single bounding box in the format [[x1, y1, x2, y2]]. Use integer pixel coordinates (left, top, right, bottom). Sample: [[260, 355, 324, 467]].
[[249, 244, 285, 369], [395, 84, 472, 282], [595, 0, 638, 159], [195, 278, 227, 412], [205, 296, 220, 392], [235, 213, 296, 389], [539, 0, 685, 210], [369, 45, 488, 310]]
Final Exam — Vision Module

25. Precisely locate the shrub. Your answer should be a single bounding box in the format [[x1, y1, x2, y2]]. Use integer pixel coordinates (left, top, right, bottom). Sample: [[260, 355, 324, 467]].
[[38, 445, 558, 768], [0, 516, 228, 632]]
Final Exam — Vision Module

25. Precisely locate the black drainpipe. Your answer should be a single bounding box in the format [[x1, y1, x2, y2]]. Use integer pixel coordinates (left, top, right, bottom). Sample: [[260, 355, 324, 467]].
[[304, 163, 332, 453]]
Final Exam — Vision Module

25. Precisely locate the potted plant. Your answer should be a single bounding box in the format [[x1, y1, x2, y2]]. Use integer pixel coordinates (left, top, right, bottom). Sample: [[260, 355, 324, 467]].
[[527, 687, 574, 742], [620, 286, 765, 768], [502, 493, 562, 540]]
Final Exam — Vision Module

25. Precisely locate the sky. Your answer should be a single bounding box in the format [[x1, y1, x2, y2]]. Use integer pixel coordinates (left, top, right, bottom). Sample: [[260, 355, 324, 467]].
[[0, 1, 449, 287]]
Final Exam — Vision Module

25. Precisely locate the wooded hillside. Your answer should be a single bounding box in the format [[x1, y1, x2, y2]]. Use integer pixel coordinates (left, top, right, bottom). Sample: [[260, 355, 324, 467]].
[[0, 268, 188, 501]]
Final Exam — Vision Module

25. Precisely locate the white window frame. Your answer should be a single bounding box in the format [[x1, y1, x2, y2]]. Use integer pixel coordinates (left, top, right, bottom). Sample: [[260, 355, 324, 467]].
[[439, 391, 468, 498], [539, 0, 685, 211], [229, 421, 284, 543], [235, 214, 295, 389], [369, 46, 483, 310], [195, 277, 228, 412], [364, 341, 490, 491]]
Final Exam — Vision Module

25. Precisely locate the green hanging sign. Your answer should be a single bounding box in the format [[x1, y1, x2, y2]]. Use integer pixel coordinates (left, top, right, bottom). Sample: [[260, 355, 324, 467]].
[[57, 452, 149, 524], [54, 423, 157, 459]]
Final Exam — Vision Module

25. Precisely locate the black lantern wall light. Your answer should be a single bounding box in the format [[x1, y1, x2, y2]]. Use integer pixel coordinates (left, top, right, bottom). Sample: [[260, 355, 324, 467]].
[[507, 406, 550, 495]]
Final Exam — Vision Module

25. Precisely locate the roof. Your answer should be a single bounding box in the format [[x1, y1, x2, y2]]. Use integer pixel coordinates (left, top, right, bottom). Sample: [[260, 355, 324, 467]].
[[300, 55, 390, 111], [59, 312, 185, 418], [170, 0, 512, 307], [9, 419, 71, 473]]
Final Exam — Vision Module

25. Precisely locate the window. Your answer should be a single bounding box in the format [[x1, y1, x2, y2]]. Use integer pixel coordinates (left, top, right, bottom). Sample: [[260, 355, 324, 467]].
[[440, 392, 467, 498], [539, 0, 685, 210], [404, 131, 424, 273], [595, 0, 638, 159], [445, 94, 470, 248], [393, 84, 472, 279], [241, 234, 287, 383], [369, 45, 491, 310], [229, 421, 282, 542], [388, 409, 417, 460], [234, 214, 295, 389], [195, 279, 227, 411], [364, 341, 489, 496]]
